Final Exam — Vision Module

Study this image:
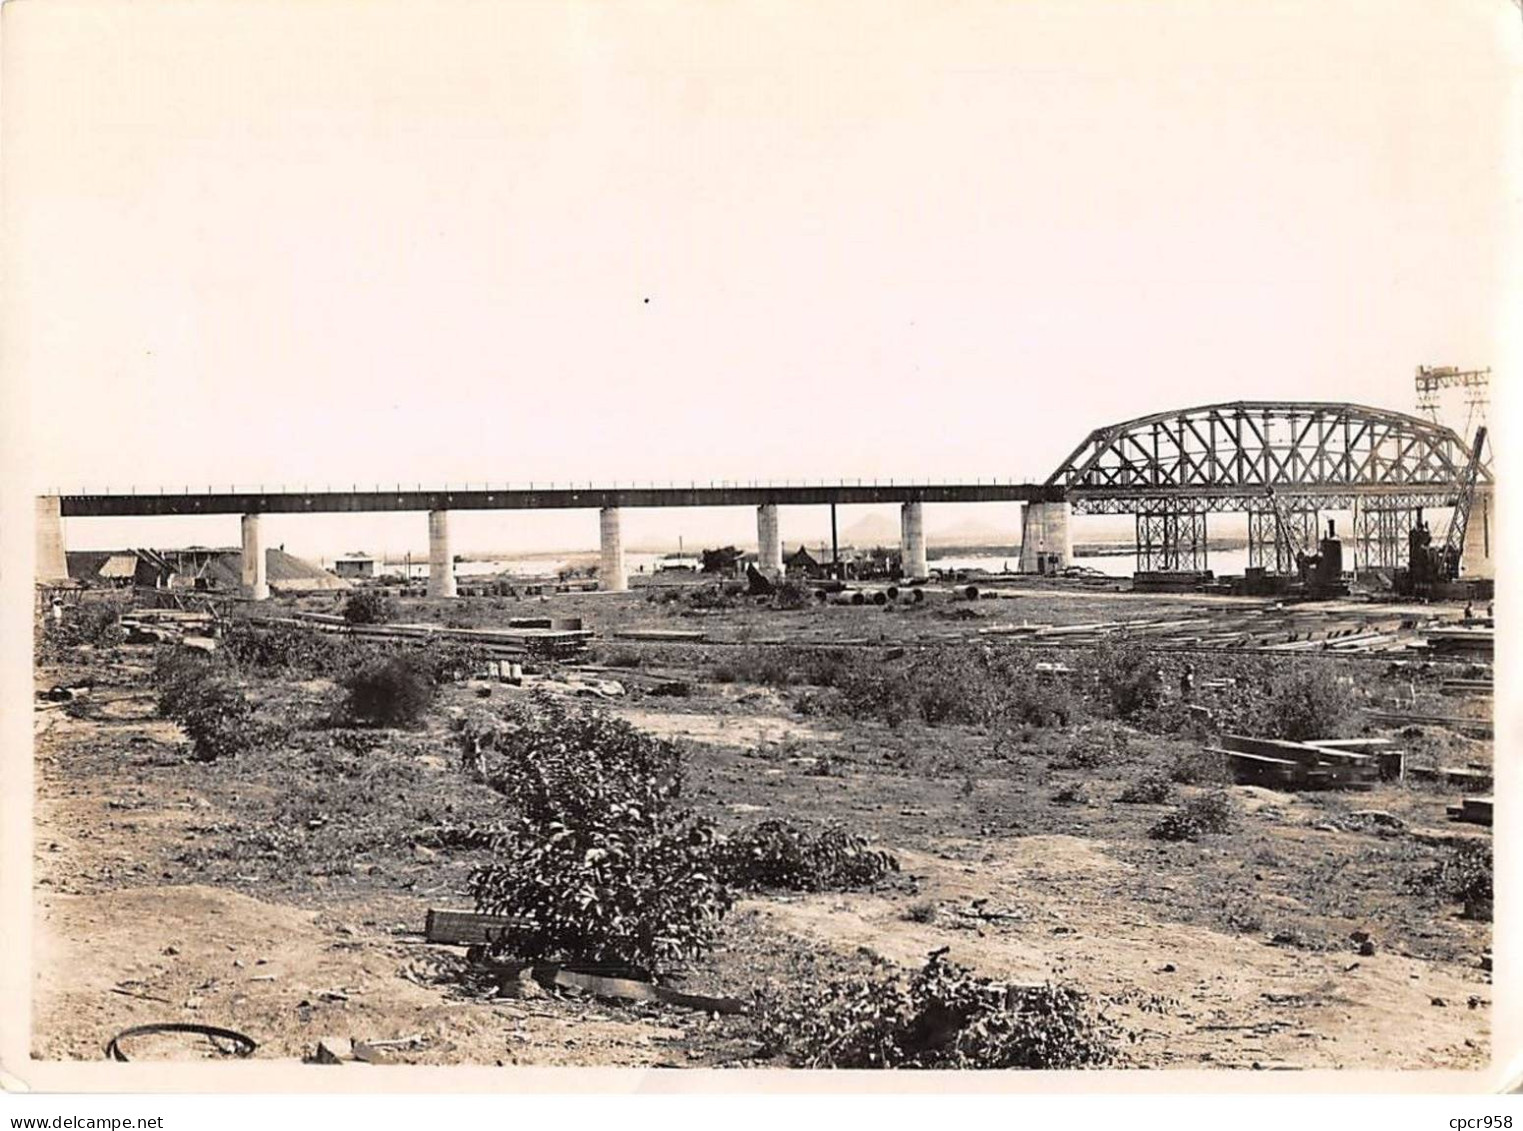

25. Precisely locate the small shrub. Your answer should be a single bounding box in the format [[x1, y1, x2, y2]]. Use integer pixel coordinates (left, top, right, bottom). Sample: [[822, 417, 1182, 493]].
[[1167, 748, 1229, 785], [152, 647, 225, 720], [1410, 841, 1492, 914], [221, 621, 354, 676], [468, 806, 731, 977], [37, 598, 128, 659], [1051, 782, 1090, 806], [717, 820, 899, 892], [1118, 772, 1174, 805], [178, 681, 256, 761], [773, 580, 814, 610], [343, 654, 438, 727], [456, 693, 682, 819], [463, 694, 728, 977], [1087, 636, 1163, 720], [1149, 789, 1238, 842], [342, 589, 397, 625], [904, 900, 938, 924], [1255, 663, 1360, 742], [755, 951, 1118, 1068]]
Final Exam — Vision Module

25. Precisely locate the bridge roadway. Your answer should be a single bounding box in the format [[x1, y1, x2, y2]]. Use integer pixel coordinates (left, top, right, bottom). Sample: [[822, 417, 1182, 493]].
[[55, 482, 1063, 518], [42, 481, 1070, 601]]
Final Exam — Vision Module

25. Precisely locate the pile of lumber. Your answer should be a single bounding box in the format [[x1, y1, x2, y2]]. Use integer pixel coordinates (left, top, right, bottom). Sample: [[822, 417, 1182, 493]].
[[1213, 734, 1386, 791], [1421, 627, 1494, 657], [271, 611, 592, 659], [1446, 796, 1493, 827], [119, 608, 218, 645]]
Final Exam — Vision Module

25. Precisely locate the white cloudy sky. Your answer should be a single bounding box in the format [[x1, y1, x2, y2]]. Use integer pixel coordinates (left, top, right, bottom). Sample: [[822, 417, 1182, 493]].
[[4, 0, 1518, 554]]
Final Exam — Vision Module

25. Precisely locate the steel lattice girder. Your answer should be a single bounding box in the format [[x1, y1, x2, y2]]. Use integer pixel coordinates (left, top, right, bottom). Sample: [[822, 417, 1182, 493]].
[[1049, 402, 1489, 515], [1136, 509, 1208, 572], [1246, 504, 1318, 573]]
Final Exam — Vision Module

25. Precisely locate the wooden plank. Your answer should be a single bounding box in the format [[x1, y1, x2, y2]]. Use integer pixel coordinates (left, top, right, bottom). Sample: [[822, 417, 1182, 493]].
[[547, 969, 746, 1015], [424, 909, 533, 947], [1213, 748, 1300, 769]]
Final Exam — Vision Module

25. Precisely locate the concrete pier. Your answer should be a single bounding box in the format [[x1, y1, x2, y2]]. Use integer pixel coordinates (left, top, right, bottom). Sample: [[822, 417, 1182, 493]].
[[900, 501, 928, 580], [599, 506, 627, 592], [757, 503, 782, 578], [35, 496, 68, 584], [1019, 500, 1072, 574], [1462, 487, 1494, 579], [240, 514, 270, 600], [427, 509, 456, 598]]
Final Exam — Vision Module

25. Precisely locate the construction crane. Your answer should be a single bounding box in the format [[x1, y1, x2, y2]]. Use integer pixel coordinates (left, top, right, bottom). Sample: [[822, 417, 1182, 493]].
[[1401, 425, 1487, 598], [1262, 487, 1307, 576], [1262, 487, 1347, 597], [1415, 365, 1490, 436]]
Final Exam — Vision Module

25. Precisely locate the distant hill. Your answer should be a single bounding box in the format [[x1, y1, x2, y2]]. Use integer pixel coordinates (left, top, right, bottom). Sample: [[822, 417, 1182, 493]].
[[839, 513, 901, 548]]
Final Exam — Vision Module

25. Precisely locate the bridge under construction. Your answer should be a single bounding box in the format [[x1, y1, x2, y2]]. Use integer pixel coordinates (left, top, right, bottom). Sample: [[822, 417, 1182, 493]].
[[36, 400, 1494, 599]]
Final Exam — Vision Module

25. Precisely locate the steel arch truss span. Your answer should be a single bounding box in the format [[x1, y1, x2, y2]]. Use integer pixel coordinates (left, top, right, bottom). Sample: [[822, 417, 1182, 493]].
[[1047, 402, 1489, 514]]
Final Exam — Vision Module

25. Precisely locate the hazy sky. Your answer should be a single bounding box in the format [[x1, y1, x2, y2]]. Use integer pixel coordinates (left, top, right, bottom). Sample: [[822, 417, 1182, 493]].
[[5, 0, 1518, 554]]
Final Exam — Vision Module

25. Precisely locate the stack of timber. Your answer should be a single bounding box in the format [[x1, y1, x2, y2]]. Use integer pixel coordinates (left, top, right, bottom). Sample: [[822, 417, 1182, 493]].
[[267, 611, 591, 659], [1420, 627, 1494, 657], [1365, 709, 1493, 738], [1446, 796, 1493, 827], [1212, 734, 1381, 791], [119, 608, 219, 645]]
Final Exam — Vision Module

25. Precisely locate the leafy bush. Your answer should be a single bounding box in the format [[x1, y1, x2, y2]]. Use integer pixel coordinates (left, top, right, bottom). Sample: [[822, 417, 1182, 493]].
[[755, 951, 1118, 1069], [462, 694, 729, 977], [342, 590, 397, 625], [343, 654, 438, 727], [468, 804, 731, 977], [1118, 772, 1174, 805], [221, 621, 355, 676], [834, 646, 1073, 730], [1410, 841, 1492, 914], [177, 681, 255, 761], [1086, 636, 1163, 720], [456, 693, 682, 819], [36, 598, 128, 660], [717, 820, 899, 892], [152, 647, 225, 720], [1149, 789, 1238, 841], [1253, 663, 1360, 742], [149, 646, 254, 760], [1051, 724, 1132, 769], [773, 580, 815, 610]]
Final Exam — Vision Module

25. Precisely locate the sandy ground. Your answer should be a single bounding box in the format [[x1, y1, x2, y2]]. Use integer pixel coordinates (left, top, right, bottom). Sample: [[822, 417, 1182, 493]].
[[30, 585, 1493, 1070]]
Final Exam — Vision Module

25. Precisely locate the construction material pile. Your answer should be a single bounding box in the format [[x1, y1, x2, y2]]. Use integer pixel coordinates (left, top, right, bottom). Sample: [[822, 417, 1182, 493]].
[[1212, 734, 1399, 791]]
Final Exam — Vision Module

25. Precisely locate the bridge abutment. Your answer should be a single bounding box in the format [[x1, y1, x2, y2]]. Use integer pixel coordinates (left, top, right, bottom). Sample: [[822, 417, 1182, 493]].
[[756, 503, 782, 578], [900, 501, 928, 579], [36, 496, 68, 585], [1463, 487, 1494, 580], [1019, 501, 1072, 574], [599, 506, 627, 592], [427, 510, 457, 598], [241, 514, 270, 600]]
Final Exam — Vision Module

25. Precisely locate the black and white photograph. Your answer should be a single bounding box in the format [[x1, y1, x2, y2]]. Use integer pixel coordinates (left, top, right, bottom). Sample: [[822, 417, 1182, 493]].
[[2, 0, 1518, 1109]]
